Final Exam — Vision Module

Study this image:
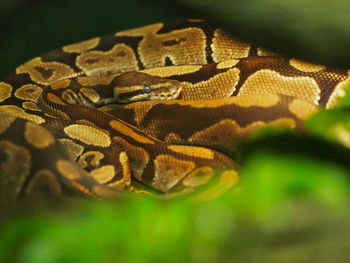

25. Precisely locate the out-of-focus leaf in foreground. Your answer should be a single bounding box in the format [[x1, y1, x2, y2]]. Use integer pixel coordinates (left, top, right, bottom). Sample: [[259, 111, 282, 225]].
[[1, 148, 350, 263], [306, 89, 350, 148]]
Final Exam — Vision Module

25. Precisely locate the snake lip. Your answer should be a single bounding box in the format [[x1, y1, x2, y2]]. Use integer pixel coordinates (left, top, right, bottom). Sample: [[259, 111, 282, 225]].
[[153, 84, 183, 100]]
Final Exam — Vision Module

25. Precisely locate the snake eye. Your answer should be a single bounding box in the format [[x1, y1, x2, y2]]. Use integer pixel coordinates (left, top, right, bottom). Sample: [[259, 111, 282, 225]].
[[143, 86, 152, 94]]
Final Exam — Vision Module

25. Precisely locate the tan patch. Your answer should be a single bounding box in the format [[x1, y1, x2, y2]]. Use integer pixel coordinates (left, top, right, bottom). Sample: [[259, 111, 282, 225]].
[[289, 99, 319, 119], [79, 151, 104, 169], [63, 37, 100, 53], [117, 23, 207, 68], [56, 159, 82, 180], [0, 82, 12, 103], [238, 70, 321, 105], [326, 76, 350, 108], [43, 112, 58, 119], [76, 43, 139, 76], [181, 68, 240, 99], [58, 139, 84, 160], [41, 103, 70, 121], [183, 95, 281, 108], [61, 89, 79, 104], [90, 165, 115, 184], [289, 58, 326, 72], [70, 180, 94, 195], [76, 119, 110, 136], [46, 93, 66, 105], [257, 47, 278, 56], [153, 155, 195, 192], [167, 145, 214, 160], [0, 114, 16, 134], [140, 65, 203, 78], [80, 87, 100, 104], [91, 185, 117, 198], [123, 102, 156, 126], [0, 105, 45, 124], [25, 122, 55, 149], [14, 84, 42, 102], [217, 94, 281, 108], [217, 60, 239, 69], [189, 169, 239, 202], [50, 79, 71, 90], [211, 29, 251, 62], [113, 136, 150, 181], [25, 169, 62, 198], [22, 101, 41, 111], [269, 118, 297, 129], [109, 151, 131, 189], [182, 166, 214, 187], [189, 119, 241, 145], [0, 140, 31, 201], [119, 151, 131, 185], [121, 95, 282, 123], [189, 119, 278, 146], [16, 57, 77, 85], [164, 133, 182, 143], [109, 120, 155, 144], [77, 75, 115, 86], [64, 124, 111, 147]]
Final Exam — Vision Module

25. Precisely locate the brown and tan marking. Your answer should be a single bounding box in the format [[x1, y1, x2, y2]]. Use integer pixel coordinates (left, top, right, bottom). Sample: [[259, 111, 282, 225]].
[[1, 20, 350, 202]]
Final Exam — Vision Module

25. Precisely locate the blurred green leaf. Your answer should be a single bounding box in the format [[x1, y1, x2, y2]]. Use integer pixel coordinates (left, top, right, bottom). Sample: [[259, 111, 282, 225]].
[[306, 88, 350, 147], [1, 149, 350, 262]]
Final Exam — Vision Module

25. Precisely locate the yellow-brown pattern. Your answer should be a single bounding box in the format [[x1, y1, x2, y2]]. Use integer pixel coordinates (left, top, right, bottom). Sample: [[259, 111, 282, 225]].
[[1, 20, 349, 202]]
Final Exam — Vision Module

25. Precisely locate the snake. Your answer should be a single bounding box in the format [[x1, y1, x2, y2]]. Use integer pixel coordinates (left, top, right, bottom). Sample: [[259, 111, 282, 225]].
[[1, 19, 350, 203]]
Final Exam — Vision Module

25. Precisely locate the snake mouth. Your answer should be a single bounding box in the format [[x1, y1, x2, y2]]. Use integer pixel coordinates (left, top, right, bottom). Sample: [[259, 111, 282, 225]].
[[117, 90, 145, 103], [117, 83, 183, 103]]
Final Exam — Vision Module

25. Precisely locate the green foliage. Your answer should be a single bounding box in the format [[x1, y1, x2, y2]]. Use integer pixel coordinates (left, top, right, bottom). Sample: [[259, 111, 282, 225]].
[[1, 149, 350, 262], [306, 88, 350, 146]]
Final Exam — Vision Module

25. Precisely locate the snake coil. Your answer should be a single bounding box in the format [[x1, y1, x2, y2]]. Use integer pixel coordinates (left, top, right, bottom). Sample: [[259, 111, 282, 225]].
[[1, 19, 349, 203]]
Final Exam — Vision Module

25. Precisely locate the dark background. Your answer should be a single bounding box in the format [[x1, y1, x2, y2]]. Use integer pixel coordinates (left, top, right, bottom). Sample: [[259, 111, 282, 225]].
[[0, 0, 190, 79], [3, 0, 350, 80]]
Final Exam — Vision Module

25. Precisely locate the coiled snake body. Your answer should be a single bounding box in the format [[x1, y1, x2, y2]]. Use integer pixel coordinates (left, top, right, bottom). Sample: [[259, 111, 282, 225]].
[[1, 20, 349, 202]]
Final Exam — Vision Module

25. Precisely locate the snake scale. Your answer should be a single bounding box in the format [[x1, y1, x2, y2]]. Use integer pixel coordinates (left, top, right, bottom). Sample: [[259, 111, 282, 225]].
[[1, 19, 350, 203]]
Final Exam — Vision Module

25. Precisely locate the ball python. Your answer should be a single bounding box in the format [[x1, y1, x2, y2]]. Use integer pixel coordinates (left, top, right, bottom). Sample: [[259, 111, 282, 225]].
[[1, 19, 349, 203]]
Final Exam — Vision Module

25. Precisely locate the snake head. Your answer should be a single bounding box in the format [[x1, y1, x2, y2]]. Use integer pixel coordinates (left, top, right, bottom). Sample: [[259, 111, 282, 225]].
[[112, 72, 183, 103]]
